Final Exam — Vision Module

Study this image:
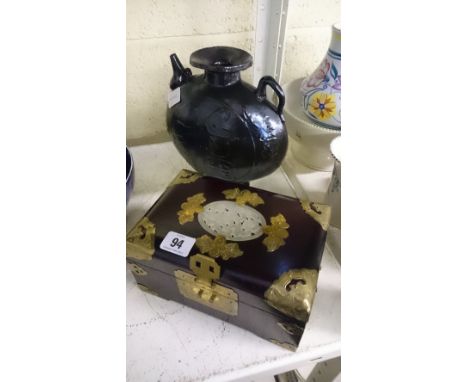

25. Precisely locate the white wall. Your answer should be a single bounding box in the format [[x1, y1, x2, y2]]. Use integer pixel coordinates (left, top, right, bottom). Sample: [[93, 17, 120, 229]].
[[282, 0, 340, 85]]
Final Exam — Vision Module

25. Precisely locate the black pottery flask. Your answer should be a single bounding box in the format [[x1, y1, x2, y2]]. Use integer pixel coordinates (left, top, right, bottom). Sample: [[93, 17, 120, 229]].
[[166, 46, 288, 183]]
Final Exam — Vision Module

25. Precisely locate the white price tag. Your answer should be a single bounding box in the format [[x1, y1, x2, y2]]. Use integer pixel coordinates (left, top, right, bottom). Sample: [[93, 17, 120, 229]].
[[167, 87, 181, 108], [159, 231, 195, 257]]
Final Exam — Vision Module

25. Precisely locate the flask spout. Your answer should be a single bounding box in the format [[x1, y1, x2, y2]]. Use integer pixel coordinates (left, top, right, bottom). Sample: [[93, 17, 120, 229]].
[[169, 54, 192, 90]]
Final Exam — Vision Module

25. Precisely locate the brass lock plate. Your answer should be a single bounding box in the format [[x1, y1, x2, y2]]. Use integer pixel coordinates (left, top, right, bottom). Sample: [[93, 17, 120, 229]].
[[174, 254, 238, 316]]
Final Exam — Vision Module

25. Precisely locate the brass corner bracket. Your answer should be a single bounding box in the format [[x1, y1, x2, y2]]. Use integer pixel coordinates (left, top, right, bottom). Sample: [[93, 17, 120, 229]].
[[268, 339, 297, 352], [126, 217, 156, 261], [300, 200, 331, 231], [128, 263, 148, 276], [264, 268, 318, 322], [170, 169, 201, 186]]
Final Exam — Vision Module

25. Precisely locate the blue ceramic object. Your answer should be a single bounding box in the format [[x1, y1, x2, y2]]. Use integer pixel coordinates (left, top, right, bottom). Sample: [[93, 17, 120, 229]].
[[126, 147, 135, 204]]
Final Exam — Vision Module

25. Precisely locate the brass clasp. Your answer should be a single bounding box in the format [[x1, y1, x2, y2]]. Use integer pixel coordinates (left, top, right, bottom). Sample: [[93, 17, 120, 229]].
[[175, 254, 238, 315]]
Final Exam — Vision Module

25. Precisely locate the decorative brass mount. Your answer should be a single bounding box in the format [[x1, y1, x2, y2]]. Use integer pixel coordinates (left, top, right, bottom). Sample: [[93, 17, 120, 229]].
[[126, 217, 156, 261], [196, 234, 244, 260], [262, 213, 290, 252], [174, 254, 238, 315], [169, 169, 201, 186], [300, 200, 331, 231], [222, 188, 265, 207], [264, 268, 318, 322], [177, 193, 206, 225]]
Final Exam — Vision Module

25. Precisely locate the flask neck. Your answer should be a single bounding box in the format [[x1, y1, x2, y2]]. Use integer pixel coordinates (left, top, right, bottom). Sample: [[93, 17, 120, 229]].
[[204, 71, 241, 87]]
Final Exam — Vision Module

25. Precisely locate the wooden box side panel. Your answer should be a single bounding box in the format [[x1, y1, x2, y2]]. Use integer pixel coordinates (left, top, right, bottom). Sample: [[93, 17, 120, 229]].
[[127, 261, 305, 350]]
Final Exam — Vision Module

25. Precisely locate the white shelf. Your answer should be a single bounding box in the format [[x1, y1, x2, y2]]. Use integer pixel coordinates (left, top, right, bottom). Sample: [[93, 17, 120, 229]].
[[126, 142, 341, 382]]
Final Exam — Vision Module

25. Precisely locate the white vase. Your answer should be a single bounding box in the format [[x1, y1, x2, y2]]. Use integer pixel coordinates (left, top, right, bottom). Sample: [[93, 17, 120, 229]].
[[300, 24, 341, 130], [283, 78, 340, 171], [327, 136, 341, 229]]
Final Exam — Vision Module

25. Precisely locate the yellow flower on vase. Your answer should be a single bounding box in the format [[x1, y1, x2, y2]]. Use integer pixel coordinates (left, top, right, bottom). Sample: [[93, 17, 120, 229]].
[[308, 93, 336, 120]]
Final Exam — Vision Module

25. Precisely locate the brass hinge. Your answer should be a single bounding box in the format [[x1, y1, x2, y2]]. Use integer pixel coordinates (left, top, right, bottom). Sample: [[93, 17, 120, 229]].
[[174, 254, 238, 315]]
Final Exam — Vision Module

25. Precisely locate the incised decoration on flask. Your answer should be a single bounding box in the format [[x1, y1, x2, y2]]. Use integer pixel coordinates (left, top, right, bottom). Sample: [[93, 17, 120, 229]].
[[262, 213, 290, 252], [264, 268, 318, 322], [300, 200, 331, 231], [222, 188, 265, 207], [126, 217, 156, 261], [178, 193, 206, 225], [196, 234, 244, 260], [170, 169, 201, 186]]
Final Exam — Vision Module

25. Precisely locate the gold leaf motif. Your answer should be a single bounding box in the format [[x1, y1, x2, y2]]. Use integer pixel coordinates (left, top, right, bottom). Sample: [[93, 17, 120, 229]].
[[262, 213, 290, 252], [222, 188, 265, 207], [196, 234, 244, 260], [177, 193, 206, 225], [300, 200, 331, 231], [126, 217, 156, 261], [170, 169, 201, 186]]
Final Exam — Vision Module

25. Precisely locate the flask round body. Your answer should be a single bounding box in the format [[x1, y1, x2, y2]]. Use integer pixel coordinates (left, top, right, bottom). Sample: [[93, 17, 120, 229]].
[[166, 47, 288, 183]]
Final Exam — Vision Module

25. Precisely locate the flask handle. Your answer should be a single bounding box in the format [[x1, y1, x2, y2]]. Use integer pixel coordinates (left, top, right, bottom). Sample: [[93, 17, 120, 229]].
[[255, 76, 285, 122]]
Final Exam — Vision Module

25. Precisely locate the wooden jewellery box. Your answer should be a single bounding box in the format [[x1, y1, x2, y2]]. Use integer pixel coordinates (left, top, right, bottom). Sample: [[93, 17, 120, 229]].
[[126, 170, 331, 351]]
